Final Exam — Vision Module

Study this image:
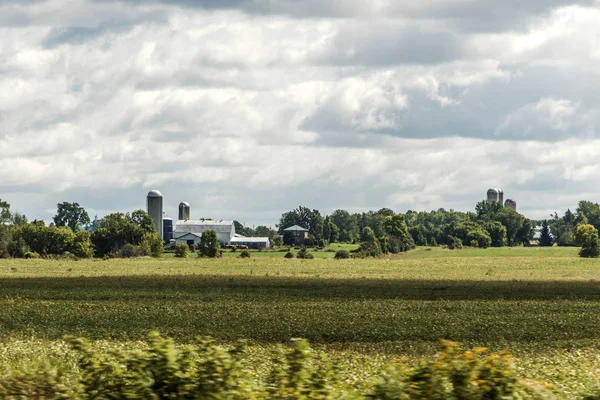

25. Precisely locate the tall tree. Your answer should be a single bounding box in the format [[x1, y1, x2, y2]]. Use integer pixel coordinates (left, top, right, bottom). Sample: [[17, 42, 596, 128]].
[[53, 202, 90, 232], [277, 206, 324, 241], [539, 220, 553, 247], [0, 199, 11, 225]]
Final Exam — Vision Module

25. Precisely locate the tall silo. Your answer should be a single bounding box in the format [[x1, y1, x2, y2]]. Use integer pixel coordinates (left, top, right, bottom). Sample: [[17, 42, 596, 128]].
[[498, 189, 504, 205], [147, 190, 163, 239], [487, 188, 500, 203], [178, 202, 191, 221], [504, 199, 517, 211], [163, 217, 173, 243]]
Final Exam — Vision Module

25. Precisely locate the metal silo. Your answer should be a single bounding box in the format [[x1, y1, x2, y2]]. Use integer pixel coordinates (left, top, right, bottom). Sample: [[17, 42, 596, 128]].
[[163, 217, 173, 243], [487, 188, 500, 202], [498, 189, 504, 205], [178, 202, 191, 221], [147, 190, 163, 239], [504, 199, 517, 211]]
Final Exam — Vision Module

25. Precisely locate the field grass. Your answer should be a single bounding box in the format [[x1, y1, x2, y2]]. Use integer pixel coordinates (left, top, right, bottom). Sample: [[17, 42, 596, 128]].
[[1, 246, 600, 397]]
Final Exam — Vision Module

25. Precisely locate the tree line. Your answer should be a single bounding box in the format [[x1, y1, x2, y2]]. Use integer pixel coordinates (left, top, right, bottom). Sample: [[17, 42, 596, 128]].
[[0, 200, 162, 259], [277, 201, 534, 253]]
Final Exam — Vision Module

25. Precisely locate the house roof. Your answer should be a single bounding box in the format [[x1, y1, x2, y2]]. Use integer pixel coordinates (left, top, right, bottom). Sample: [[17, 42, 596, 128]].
[[283, 225, 308, 232]]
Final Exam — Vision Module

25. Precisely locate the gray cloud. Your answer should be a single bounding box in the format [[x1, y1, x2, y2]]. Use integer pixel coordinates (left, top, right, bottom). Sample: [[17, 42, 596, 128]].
[[2, 0, 600, 225]]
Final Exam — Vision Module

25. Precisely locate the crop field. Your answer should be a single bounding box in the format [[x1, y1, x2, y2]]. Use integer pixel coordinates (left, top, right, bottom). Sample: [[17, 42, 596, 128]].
[[1, 246, 600, 397]]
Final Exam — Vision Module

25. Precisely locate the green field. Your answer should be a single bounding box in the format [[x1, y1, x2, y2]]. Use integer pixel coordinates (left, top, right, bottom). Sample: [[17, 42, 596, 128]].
[[1, 246, 600, 397]]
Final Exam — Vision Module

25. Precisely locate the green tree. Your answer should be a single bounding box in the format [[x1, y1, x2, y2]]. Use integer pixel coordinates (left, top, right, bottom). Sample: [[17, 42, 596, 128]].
[[233, 221, 254, 237], [199, 230, 219, 258], [329, 210, 359, 243], [484, 221, 507, 247], [91, 211, 157, 257], [575, 224, 600, 258], [131, 210, 156, 233], [0, 198, 11, 225], [0, 199, 11, 245], [278, 206, 324, 241], [358, 227, 381, 257], [323, 216, 339, 243], [539, 220, 553, 247], [467, 229, 492, 248], [53, 202, 90, 232], [272, 235, 283, 247], [577, 201, 600, 231]]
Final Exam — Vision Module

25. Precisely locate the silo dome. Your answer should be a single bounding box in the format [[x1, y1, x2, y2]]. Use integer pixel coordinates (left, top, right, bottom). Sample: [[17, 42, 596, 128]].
[[146, 190, 164, 239], [504, 198, 517, 211], [487, 188, 502, 203], [147, 190, 163, 198]]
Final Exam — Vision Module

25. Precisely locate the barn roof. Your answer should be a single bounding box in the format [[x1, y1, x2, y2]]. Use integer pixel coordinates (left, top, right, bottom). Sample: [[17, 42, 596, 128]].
[[283, 225, 308, 232]]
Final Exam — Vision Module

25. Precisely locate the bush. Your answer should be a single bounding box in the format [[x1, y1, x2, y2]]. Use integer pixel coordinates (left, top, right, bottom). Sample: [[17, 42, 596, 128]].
[[296, 247, 314, 259], [368, 340, 538, 399], [118, 244, 148, 258], [576, 224, 600, 258], [239, 250, 251, 258], [174, 243, 190, 258], [447, 235, 463, 250], [334, 250, 350, 259], [304, 237, 315, 247], [24, 251, 40, 259], [284, 251, 294, 259], [68, 332, 248, 399], [199, 230, 219, 258]]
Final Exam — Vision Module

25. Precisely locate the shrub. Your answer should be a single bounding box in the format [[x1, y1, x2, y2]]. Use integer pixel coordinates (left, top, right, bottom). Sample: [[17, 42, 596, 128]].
[[447, 236, 463, 250], [142, 232, 164, 258], [369, 340, 539, 399], [7, 237, 30, 258], [576, 224, 600, 258], [199, 230, 219, 258], [118, 244, 148, 258], [68, 332, 248, 399], [284, 251, 294, 259], [174, 243, 190, 258], [24, 251, 40, 259], [296, 247, 314, 259], [304, 237, 315, 247], [467, 229, 492, 248], [334, 250, 350, 259], [239, 250, 251, 258]]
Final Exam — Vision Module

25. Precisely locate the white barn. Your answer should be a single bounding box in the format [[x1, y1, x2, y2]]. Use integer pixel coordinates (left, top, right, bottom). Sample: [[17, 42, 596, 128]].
[[174, 220, 235, 245], [173, 220, 270, 249]]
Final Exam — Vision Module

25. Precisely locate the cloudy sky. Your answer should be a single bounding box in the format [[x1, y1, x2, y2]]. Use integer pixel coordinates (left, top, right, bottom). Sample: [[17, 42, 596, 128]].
[[2, 0, 600, 226]]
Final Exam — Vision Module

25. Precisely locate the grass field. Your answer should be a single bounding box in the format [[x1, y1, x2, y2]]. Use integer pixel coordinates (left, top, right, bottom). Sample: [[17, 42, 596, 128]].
[[1, 246, 600, 397]]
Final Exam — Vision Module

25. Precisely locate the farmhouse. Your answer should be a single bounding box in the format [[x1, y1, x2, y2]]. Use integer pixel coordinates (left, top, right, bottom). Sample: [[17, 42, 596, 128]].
[[283, 225, 309, 245]]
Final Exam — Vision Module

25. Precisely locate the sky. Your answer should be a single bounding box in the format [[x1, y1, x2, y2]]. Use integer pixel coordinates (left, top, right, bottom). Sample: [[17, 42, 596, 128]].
[[2, 0, 600, 227]]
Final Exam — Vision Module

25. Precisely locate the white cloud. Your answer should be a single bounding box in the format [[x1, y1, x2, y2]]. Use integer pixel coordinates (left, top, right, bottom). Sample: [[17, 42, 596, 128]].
[[1, 0, 600, 225]]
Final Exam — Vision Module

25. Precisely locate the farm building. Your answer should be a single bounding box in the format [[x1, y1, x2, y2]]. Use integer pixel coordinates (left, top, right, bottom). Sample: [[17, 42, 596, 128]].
[[173, 219, 270, 248], [283, 225, 309, 245]]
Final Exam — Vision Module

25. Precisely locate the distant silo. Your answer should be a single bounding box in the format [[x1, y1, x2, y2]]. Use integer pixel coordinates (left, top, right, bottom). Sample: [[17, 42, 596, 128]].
[[178, 202, 191, 221], [504, 198, 517, 211], [498, 189, 504, 205], [487, 188, 501, 203], [147, 190, 163, 239], [163, 217, 173, 243]]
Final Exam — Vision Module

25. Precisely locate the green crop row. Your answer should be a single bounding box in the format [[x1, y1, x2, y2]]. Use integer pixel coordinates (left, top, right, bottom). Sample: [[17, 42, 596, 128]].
[[2, 332, 597, 399]]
